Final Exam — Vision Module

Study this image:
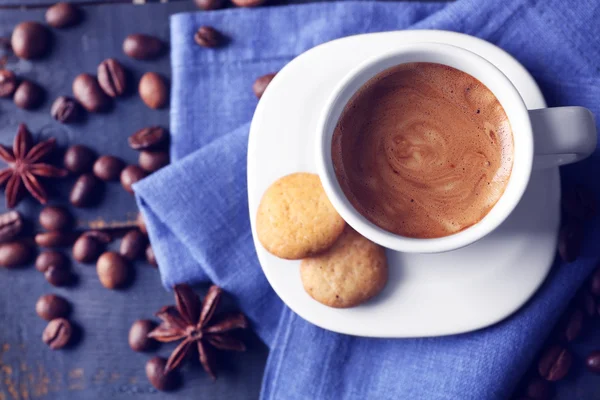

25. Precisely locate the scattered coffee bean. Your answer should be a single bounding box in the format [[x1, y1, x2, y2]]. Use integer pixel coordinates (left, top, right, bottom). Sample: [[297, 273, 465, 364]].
[[44, 265, 73, 287], [123, 34, 164, 60], [120, 229, 147, 261], [129, 319, 157, 352], [253, 73, 276, 99], [42, 318, 72, 349], [146, 356, 177, 391], [14, 80, 44, 109], [538, 345, 572, 381], [0, 241, 32, 268], [39, 206, 72, 231], [72, 73, 109, 112], [120, 165, 147, 194], [558, 221, 583, 263], [35, 250, 67, 272], [93, 155, 125, 181], [50, 96, 79, 123], [63, 145, 96, 174], [97, 251, 130, 289], [139, 72, 168, 109], [559, 308, 583, 342], [194, 26, 223, 48], [577, 288, 596, 317], [0, 70, 17, 98], [128, 126, 168, 151], [137, 212, 147, 235], [70, 173, 100, 207], [231, 0, 265, 7], [586, 351, 600, 374], [97, 58, 126, 98], [590, 266, 600, 296], [35, 231, 75, 248], [0, 211, 23, 243], [11, 22, 50, 59], [45, 2, 81, 28], [139, 151, 169, 173], [36, 294, 70, 321], [563, 185, 596, 220], [194, 0, 224, 10], [72, 234, 103, 263], [146, 245, 157, 267], [83, 230, 111, 243], [525, 376, 553, 400]]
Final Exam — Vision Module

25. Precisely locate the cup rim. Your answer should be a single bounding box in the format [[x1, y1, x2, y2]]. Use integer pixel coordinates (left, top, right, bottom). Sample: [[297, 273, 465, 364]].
[[315, 42, 533, 253]]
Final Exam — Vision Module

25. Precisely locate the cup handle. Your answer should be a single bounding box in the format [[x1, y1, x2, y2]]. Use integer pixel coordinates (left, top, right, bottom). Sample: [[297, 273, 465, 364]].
[[530, 106, 597, 169]]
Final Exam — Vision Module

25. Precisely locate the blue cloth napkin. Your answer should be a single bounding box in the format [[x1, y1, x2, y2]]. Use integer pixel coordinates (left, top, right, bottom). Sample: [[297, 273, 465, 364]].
[[135, 1, 600, 398]]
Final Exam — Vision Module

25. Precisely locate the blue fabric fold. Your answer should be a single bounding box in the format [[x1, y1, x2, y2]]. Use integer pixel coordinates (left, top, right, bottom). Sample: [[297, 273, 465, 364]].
[[135, 1, 600, 398]]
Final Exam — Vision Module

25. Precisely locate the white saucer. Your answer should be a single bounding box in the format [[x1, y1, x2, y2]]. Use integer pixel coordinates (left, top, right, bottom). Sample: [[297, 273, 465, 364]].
[[247, 30, 560, 338]]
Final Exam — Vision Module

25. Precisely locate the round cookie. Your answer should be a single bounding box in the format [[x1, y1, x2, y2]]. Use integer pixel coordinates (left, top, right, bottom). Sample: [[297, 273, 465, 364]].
[[300, 226, 387, 308], [256, 173, 345, 260]]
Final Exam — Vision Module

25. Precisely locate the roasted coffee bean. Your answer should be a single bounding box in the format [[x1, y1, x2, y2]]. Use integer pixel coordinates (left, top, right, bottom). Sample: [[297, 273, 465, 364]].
[[576, 289, 596, 317], [97, 251, 130, 289], [93, 155, 125, 181], [123, 34, 164, 60], [0, 70, 17, 98], [14, 80, 44, 109], [97, 58, 126, 98], [72, 73, 109, 112], [42, 318, 72, 349], [559, 308, 583, 342], [137, 212, 147, 234], [0, 241, 32, 268], [232, 0, 265, 7], [120, 230, 147, 261], [538, 345, 572, 381], [586, 351, 600, 374], [590, 266, 600, 296], [146, 357, 178, 391], [139, 151, 169, 173], [35, 232, 75, 248], [558, 221, 583, 263], [70, 173, 100, 207], [525, 376, 553, 400], [64, 145, 96, 174], [563, 185, 596, 220], [128, 126, 168, 150], [36, 294, 70, 321], [194, 26, 223, 48], [139, 72, 167, 109], [194, 0, 224, 10], [45, 2, 81, 28], [83, 230, 111, 243], [39, 206, 72, 231], [129, 319, 157, 352], [0, 211, 23, 243], [253, 73, 276, 99], [146, 245, 157, 267], [72, 234, 103, 263], [11, 22, 50, 59], [44, 265, 73, 287], [120, 165, 147, 194], [35, 250, 67, 272], [50, 96, 79, 123]]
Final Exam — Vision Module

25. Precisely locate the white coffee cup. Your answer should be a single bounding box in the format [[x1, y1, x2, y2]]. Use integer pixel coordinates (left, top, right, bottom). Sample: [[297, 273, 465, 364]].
[[315, 42, 597, 253]]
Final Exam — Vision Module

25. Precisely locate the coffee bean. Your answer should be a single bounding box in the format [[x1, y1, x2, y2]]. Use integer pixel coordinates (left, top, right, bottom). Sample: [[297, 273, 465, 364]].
[[231, 0, 265, 7], [0, 211, 23, 243], [120, 229, 147, 261], [558, 221, 583, 263], [576, 288, 596, 317], [590, 266, 600, 296], [563, 185, 596, 220], [35, 250, 67, 272], [50, 96, 79, 123], [139, 72, 167, 109], [253, 73, 276, 99], [129, 319, 157, 352], [538, 345, 572, 381], [64, 145, 96, 174], [70, 173, 100, 207], [72, 234, 102, 263], [97, 58, 126, 98], [525, 376, 553, 400], [120, 165, 147, 194], [146, 245, 157, 267], [45, 2, 81, 28], [194, 26, 223, 48], [39, 206, 72, 231], [11, 22, 50, 59], [0, 70, 17, 98], [36, 294, 70, 321], [42, 318, 72, 349], [44, 265, 73, 287], [92, 155, 124, 182], [97, 251, 130, 289], [194, 0, 224, 10], [128, 126, 168, 151], [137, 212, 147, 235], [146, 356, 178, 391], [14, 80, 44, 109], [83, 230, 112, 244], [586, 351, 600, 374], [36, 231, 76, 248], [559, 308, 583, 342], [123, 34, 164, 60], [0, 241, 32, 268], [139, 151, 169, 173], [72, 73, 109, 113]]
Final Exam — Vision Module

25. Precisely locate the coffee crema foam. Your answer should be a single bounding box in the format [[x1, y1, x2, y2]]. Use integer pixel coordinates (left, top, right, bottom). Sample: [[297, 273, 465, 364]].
[[332, 62, 513, 238]]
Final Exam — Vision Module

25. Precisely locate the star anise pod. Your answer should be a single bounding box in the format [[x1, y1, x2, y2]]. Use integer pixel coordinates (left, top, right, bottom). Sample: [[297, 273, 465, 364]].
[[148, 284, 248, 379], [0, 124, 67, 208]]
